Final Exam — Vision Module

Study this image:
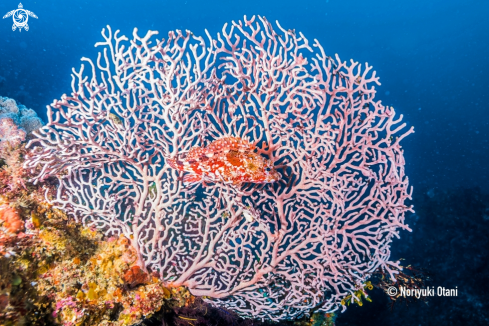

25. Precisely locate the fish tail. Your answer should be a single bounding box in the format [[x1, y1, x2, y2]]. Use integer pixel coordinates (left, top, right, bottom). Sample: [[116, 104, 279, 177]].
[[183, 174, 202, 184], [167, 158, 180, 170]]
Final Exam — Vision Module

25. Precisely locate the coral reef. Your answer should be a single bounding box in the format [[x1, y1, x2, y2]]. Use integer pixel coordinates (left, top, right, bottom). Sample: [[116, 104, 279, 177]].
[[0, 199, 193, 326], [24, 16, 414, 320], [0, 96, 44, 197], [37, 230, 188, 326], [0, 118, 26, 151], [0, 96, 43, 135]]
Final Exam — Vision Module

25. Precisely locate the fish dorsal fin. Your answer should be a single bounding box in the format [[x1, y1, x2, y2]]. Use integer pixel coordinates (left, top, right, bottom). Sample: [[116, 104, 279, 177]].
[[206, 136, 252, 154], [187, 147, 202, 160]]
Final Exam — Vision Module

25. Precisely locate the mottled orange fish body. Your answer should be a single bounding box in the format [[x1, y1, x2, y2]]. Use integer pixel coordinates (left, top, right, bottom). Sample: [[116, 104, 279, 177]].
[[168, 137, 280, 184]]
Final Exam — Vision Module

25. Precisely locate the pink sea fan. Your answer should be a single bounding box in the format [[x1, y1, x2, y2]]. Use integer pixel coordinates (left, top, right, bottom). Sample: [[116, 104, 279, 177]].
[[25, 16, 414, 320]]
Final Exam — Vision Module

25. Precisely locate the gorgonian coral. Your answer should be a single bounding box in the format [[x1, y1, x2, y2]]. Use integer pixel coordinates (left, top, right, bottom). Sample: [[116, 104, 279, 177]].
[[24, 16, 414, 320]]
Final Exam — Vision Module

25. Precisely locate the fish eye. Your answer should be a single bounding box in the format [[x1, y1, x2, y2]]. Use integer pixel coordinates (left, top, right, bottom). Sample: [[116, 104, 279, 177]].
[[266, 167, 271, 172]]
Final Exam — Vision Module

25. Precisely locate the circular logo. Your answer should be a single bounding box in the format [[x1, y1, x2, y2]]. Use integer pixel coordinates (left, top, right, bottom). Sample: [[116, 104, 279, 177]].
[[14, 10, 27, 26], [387, 286, 398, 296]]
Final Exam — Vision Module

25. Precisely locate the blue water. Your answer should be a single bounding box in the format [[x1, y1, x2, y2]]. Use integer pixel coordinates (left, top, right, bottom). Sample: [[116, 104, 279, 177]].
[[1, 1, 489, 324]]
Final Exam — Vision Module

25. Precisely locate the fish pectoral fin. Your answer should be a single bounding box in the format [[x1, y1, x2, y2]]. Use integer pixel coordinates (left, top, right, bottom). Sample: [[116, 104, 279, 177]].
[[183, 174, 202, 184]]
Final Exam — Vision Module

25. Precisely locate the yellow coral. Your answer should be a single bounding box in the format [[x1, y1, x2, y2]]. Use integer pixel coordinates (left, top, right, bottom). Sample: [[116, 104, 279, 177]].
[[2, 206, 182, 326], [31, 211, 41, 228], [76, 290, 85, 301], [39, 229, 67, 251], [341, 281, 373, 307]]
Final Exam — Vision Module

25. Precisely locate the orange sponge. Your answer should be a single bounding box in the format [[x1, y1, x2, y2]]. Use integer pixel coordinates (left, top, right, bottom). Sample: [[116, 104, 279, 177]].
[[0, 205, 24, 234]]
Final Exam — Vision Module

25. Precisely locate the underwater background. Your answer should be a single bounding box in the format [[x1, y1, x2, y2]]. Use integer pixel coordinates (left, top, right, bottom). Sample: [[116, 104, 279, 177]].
[[0, 0, 488, 325]]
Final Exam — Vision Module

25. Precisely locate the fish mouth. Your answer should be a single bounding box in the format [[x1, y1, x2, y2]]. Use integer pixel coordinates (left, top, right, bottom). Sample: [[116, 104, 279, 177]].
[[273, 172, 281, 181]]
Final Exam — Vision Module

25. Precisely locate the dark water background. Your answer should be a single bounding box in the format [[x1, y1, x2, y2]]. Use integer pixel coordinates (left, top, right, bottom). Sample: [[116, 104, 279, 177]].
[[1, 0, 488, 325]]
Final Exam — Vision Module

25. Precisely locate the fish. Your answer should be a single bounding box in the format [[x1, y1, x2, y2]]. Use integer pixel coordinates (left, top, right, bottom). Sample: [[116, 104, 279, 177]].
[[109, 113, 123, 125], [167, 137, 280, 185]]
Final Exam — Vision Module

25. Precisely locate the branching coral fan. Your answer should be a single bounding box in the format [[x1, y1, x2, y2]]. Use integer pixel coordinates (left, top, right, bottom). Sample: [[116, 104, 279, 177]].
[[24, 16, 414, 320]]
